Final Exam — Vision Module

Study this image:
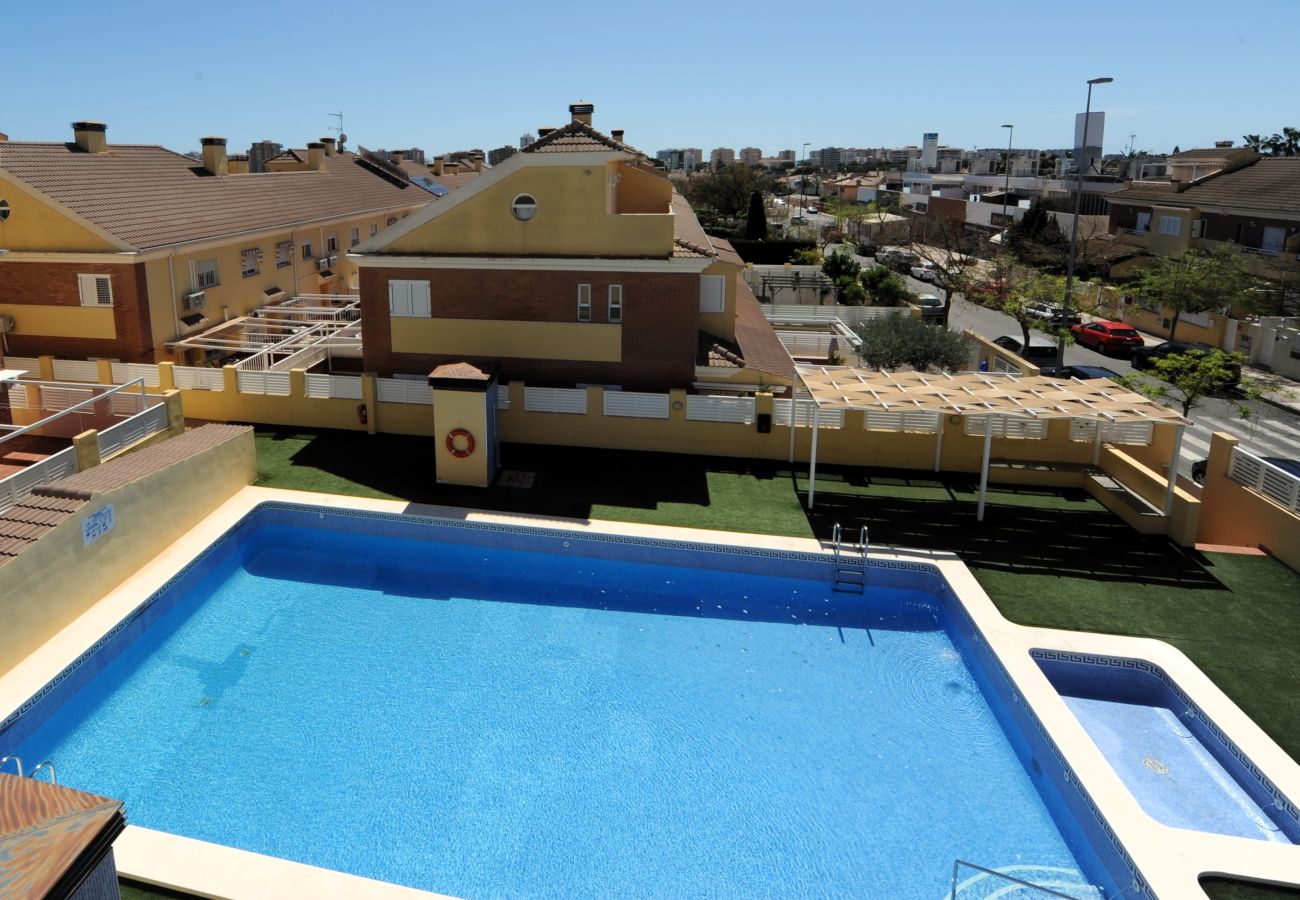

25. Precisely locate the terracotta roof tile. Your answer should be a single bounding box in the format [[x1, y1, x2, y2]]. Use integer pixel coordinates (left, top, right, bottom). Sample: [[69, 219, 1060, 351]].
[[1110, 157, 1300, 215], [733, 281, 793, 380], [522, 121, 642, 156], [697, 332, 744, 368], [0, 143, 427, 250], [50, 424, 248, 494]]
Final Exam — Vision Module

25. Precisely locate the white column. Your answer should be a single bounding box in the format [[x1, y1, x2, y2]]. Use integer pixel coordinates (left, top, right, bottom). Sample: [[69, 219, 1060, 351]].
[[1092, 419, 1104, 465], [934, 414, 945, 472], [809, 406, 821, 509], [977, 415, 995, 522], [1163, 424, 1185, 516]]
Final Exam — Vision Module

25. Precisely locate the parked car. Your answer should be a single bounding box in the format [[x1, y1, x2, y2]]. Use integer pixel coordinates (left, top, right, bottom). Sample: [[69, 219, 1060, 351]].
[[1071, 319, 1144, 356], [914, 294, 945, 321], [1192, 458, 1208, 485], [856, 240, 878, 257], [877, 247, 919, 271], [992, 334, 1059, 368], [910, 262, 939, 282], [1023, 301, 1081, 328], [1131, 340, 1241, 386], [790, 215, 806, 224], [1052, 364, 1123, 381]]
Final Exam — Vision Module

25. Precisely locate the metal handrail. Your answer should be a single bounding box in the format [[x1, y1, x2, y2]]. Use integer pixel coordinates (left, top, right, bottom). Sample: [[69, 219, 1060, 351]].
[[950, 859, 1084, 899], [0, 754, 23, 777], [29, 760, 57, 785]]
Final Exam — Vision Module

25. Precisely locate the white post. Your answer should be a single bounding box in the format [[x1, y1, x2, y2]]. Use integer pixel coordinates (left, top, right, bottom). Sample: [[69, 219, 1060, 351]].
[[934, 414, 945, 472], [788, 399, 798, 464], [809, 405, 821, 509], [1163, 424, 1185, 516], [977, 415, 995, 522], [1092, 420, 1104, 465]]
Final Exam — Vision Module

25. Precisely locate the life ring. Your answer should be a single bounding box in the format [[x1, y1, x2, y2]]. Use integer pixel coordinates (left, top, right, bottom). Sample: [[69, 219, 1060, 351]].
[[445, 428, 475, 459]]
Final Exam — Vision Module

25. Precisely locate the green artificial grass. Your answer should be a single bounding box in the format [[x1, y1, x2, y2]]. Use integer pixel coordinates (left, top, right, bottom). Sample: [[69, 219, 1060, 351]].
[[118, 880, 201, 900], [251, 426, 1300, 761], [1202, 879, 1300, 900]]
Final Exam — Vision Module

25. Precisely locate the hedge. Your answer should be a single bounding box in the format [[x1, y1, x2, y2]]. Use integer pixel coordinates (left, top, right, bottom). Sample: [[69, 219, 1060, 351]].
[[726, 238, 818, 264]]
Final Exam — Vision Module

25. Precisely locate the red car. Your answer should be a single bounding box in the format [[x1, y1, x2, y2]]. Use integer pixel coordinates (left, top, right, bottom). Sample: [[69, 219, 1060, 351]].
[[1071, 319, 1145, 356]]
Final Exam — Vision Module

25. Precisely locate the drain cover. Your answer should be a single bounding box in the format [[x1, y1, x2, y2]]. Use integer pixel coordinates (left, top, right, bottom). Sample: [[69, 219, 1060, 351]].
[[498, 470, 536, 489], [1143, 756, 1169, 775]]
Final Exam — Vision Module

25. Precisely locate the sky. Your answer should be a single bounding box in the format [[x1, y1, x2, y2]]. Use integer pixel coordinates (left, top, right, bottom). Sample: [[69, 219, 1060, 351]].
[[5, 0, 1298, 160]]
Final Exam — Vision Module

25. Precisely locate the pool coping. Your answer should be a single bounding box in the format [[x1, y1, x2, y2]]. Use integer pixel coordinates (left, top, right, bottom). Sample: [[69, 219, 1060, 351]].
[[1, 485, 1297, 899]]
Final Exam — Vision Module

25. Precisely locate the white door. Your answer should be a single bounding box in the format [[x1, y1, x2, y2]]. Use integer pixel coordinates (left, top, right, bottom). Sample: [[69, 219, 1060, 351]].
[[1136, 212, 1151, 234]]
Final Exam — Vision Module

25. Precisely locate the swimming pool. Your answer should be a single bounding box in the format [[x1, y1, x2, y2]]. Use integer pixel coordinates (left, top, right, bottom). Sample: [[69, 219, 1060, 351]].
[[1, 503, 1122, 898]]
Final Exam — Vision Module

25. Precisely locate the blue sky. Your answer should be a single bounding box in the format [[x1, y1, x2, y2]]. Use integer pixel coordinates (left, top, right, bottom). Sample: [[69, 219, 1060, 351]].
[[6, 0, 1296, 159]]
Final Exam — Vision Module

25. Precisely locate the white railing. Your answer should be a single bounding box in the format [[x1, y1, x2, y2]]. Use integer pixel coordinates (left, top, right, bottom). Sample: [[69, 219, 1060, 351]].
[[376, 378, 433, 405], [0, 446, 78, 515], [773, 399, 845, 428], [110, 391, 148, 417], [992, 356, 1023, 375], [777, 332, 839, 357], [110, 362, 162, 387], [52, 359, 101, 382], [173, 366, 226, 391], [763, 304, 902, 326], [1, 356, 40, 375], [524, 387, 588, 414], [236, 370, 292, 396], [305, 374, 364, 400], [6, 385, 31, 408], [1228, 447, 1300, 514], [865, 410, 941, 433], [1069, 420, 1154, 446], [34, 385, 95, 411], [686, 395, 755, 424], [965, 416, 1048, 439], [270, 345, 328, 373], [96, 403, 168, 459], [603, 391, 670, 419]]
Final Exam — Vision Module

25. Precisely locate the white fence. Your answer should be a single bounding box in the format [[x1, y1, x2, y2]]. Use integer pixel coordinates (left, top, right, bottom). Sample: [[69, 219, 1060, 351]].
[[777, 332, 840, 358], [270, 345, 329, 373], [1229, 447, 1300, 514], [33, 385, 95, 411], [763, 305, 902, 326], [1, 356, 40, 375], [964, 416, 1049, 439], [96, 403, 168, 459], [687, 395, 755, 424], [0, 446, 78, 515], [1069, 420, 1154, 446], [236, 370, 292, 396], [377, 378, 433, 405], [603, 391, 670, 419], [774, 399, 844, 428], [305, 374, 364, 400], [111, 362, 162, 387], [52, 359, 100, 382], [173, 366, 225, 391], [864, 410, 942, 433], [524, 387, 588, 414]]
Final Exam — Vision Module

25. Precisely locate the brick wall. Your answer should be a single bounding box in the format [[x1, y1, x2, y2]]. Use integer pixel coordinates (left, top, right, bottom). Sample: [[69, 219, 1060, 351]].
[[360, 266, 700, 391], [0, 261, 155, 361]]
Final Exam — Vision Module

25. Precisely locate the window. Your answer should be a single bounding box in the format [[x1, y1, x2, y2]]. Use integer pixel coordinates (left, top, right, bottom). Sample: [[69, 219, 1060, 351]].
[[0, 199, 10, 221], [608, 285, 623, 323], [1158, 215, 1181, 236], [387, 217, 397, 226], [326, 234, 338, 253], [301, 241, 314, 260], [195, 258, 219, 288], [370, 223, 379, 237], [1135, 212, 1151, 234], [511, 194, 538, 221], [275, 241, 293, 269], [577, 284, 592, 321], [699, 275, 725, 313], [388, 279, 431, 317], [350, 227, 360, 248], [77, 274, 113, 307], [241, 248, 261, 277]]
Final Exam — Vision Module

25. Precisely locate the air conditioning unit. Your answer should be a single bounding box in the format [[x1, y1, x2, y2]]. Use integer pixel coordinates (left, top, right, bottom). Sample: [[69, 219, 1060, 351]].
[[317, 255, 336, 272], [182, 290, 206, 311]]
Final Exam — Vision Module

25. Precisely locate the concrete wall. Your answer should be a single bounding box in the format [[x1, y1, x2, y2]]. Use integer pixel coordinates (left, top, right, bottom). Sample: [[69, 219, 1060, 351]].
[[0, 429, 256, 673], [1197, 432, 1300, 572]]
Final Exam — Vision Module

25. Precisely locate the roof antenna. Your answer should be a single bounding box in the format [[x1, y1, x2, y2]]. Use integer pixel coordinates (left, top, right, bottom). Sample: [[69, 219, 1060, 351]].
[[328, 112, 345, 151]]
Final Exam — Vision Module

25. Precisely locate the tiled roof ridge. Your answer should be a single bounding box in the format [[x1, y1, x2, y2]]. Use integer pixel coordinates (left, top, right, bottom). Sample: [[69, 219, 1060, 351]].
[[522, 120, 640, 156], [674, 238, 716, 257], [42, 424, 250, 496]]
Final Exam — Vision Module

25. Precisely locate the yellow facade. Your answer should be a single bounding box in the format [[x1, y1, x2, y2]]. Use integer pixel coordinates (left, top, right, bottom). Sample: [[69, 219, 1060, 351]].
[[385, 162, 673, 258], [391, 318, 623, 361], [697, 260, 740, 341], [431, 388, 493, 486], [1198, 432, 1300, 572], [0, 303, 116, 339], [0, 173, 121, 252]]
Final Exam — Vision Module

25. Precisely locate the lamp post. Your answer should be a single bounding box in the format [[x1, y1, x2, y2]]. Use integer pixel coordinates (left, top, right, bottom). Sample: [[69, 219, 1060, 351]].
[[999, 123, 1013, 243], [1056, 76, 1113, 371]]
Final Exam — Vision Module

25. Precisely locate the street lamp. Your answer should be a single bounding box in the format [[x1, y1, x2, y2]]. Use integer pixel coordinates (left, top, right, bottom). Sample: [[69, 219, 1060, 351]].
[[999, 124, 1013, 243], [800, 142, 811, 220], [1056, 76, 1113, 371]]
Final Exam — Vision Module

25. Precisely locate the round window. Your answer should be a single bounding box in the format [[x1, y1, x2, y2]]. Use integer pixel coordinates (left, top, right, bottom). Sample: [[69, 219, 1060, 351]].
[[0, 200, 10, 221], [511, 194, 538, 221]]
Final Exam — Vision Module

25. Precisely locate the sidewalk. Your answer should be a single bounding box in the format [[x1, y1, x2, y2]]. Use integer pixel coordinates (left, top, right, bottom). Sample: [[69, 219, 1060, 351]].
[[1243, 364, 1300, 414]]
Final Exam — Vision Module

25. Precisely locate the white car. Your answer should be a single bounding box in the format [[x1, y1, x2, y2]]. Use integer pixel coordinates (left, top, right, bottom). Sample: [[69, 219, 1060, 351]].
[[910, 262, 938, 281], [807, 206, 819, 214]]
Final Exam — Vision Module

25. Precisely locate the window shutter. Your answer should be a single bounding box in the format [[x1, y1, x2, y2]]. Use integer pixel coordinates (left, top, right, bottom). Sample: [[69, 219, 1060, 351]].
[[700, 275, 725, 312], [412, 281, 431, 317], [78, 274, 112, 306], [388, 280, 409, 316]]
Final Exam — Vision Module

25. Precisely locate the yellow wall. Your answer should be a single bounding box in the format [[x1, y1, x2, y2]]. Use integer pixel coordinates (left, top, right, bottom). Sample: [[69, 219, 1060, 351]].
[[613, 162, 672, 214], [1144, 206, 1194, 256], [697, 262, 740, 341], [0, 428, 256, 673], [385, 166, 674, 258], [431, 388, 492, 486], [0, 304, 115, 338], [1198, 432, 1300, 572], [0, 173, 121, 252], [391, 318, 623, 361]]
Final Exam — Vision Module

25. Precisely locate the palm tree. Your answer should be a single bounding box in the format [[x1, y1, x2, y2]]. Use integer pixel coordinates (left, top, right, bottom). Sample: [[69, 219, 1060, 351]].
[[1243, 134, 1264, 152]]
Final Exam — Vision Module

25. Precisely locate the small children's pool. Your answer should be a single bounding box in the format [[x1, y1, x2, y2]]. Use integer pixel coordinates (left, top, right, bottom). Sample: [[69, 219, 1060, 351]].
[[2, 505, 1121, 898]]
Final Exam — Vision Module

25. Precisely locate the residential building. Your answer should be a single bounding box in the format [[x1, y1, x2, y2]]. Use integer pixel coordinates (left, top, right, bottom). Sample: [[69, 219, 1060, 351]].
[[739, 147, 762, 167], [1069, 112, 1105, 176], [247, 139, 282, 174], [352, 103, 791, 394], [655, 148, 704, 172], [814, 147, 842, 169], [519, 132, 536, 149], [488, 145, 518, 166], [920, 133, 939, 170], [0, 122, 436, 362], [776, 150, 795, 162], [710, 147, 735, 167]]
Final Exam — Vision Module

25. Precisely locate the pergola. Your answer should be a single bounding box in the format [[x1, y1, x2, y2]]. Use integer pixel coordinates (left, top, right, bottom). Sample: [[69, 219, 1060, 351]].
[[792, 366, 1189, 521]]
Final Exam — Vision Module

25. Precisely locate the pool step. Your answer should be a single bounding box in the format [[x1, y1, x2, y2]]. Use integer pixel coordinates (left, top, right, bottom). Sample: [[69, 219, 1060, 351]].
[[831, 523, 868, 594]]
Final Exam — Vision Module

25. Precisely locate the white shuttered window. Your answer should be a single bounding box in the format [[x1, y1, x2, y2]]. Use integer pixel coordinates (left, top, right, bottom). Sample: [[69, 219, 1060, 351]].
[[77, 274, 113, 307], [388, 280, 432, 317], [700, 275, 725, 312]]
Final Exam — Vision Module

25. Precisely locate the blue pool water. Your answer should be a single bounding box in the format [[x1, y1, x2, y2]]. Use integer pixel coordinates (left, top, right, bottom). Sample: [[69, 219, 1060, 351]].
[[6, 509, 1115, 898]]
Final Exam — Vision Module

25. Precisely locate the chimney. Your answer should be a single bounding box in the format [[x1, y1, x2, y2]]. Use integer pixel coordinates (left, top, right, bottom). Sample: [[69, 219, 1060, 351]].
[[391, 149, 405, 165], [611, 129, 624, 143], [472, 154, 483, 173], [432, 155, 445, 176], [569, 102, 594, 127], [320, 137, 336, 157], [307, 141, 326, 171], [537, 126, 555, 139], [1214, 140, 1234, 149], [201, 136, 228, 176], [71, 121, 108, 154], [0, 132, 8, 142], [227, 154, 249, 175]]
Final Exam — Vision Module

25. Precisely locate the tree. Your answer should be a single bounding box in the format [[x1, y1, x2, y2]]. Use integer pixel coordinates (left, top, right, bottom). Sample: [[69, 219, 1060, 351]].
[[860, 265, 911, 306], [822, 248, 861, 282], [1129, 246, 1256, 342], [967, 258, 1069, 349], [1245, 127, 1300, 157], [682, 165, 774, 218], [1124, 350, 1252, 418], [906, 214, 978, 326], [743, 190, 767, 240], [854, 313, 973, 372]]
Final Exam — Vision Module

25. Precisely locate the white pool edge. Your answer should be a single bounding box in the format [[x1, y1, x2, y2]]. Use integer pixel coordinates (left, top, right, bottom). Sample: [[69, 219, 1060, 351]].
[[1, 484, 1297, 899]]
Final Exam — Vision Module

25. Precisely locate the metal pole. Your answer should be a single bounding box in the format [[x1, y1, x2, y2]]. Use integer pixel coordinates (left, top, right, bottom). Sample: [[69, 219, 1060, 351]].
[[934, 414, 945, 472], [1058, 77, 1113, 371], [977, 415, 995, 522], [1163, 424, 1185, 516], [1000, 124, 1013, 242], [788, 372, 800, 463], [808, 405, 820, 509]]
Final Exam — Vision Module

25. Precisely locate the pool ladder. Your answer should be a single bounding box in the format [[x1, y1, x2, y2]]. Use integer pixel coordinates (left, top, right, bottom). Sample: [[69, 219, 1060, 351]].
[[831, 523, 868, 594], [0, 755, 57, 785]]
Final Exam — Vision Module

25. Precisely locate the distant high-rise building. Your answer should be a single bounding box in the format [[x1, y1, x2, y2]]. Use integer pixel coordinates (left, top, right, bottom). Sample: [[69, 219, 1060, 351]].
[[815, 147, 842, 169], [520, 132, 536, 149], [777, 150, 796, 162], [739, 147, 762, 166], [1073, 111, 1105, 175], [398, 147, 426, 165], [684, 148, 703, 170], [656, 149, 684, 171], [710, 147, 736, 167], [488, 145, 518, 166], [920, 133, 939, 170], [657, 148, 703, 171], [248, 139, 283, 174]]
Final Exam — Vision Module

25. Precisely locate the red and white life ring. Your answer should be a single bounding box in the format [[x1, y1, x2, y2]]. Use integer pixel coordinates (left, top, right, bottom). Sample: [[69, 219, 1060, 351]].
[[445, 428, 475, 459]]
